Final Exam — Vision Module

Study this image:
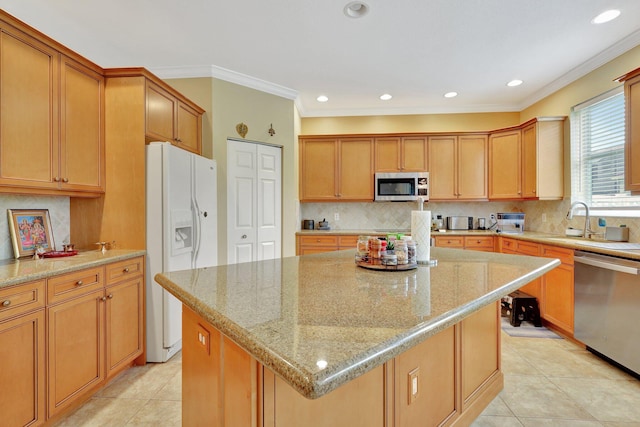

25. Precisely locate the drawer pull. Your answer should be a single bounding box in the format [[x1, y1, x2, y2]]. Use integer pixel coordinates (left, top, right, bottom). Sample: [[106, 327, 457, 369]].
[[76, 280, 84, 286], [123, 267, 130, 273], [1, 300, 10, 307]]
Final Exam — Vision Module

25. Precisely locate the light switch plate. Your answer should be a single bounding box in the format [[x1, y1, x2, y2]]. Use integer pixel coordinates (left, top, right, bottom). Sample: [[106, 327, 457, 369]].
[[408, 367, 419, 404]]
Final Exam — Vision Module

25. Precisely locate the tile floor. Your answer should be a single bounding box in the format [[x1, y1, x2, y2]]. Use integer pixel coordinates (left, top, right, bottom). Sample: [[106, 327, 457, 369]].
[[56, 332, 640, 426]]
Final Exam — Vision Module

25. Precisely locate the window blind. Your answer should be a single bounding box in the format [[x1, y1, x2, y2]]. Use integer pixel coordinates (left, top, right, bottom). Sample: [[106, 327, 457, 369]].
[[570, 87, 640, 208]]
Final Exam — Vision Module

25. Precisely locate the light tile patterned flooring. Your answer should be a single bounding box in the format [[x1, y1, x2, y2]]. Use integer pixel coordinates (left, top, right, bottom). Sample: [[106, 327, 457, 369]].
[[57, 332, 640, 426]]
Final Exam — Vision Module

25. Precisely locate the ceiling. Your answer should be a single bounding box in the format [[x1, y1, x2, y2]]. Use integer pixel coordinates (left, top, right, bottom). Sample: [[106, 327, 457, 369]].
[[2, 1, 640, 117]]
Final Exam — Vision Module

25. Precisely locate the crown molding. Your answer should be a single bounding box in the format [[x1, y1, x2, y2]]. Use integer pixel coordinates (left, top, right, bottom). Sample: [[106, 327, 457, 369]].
[[517, 28, 640, 110], [149, 64, 298, 101]]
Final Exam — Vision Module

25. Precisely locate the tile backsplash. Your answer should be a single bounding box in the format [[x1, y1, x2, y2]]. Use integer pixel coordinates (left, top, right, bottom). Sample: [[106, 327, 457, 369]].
[[301, 200, 640, 243], [0, 195, 70, 260]]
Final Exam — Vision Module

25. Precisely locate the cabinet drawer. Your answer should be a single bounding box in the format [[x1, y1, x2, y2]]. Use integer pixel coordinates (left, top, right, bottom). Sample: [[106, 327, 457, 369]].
[[435, 236, 464, 248], [299, 235, 339, 246], [106, 256, 144, 286], [541, 245, 573, 265], [338, 235, 358, 248], [464, 236, 494, 249], [47, 267, 104, 305], [515, 240, 540, 256], [0, 280, 45, 321]]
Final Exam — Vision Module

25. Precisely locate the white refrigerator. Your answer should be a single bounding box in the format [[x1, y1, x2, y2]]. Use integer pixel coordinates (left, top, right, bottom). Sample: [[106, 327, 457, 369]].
[[146, 142, 218, 362]]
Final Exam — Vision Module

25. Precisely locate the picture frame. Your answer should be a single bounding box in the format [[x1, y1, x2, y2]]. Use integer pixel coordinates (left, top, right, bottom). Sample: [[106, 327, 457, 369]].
[[7, 209, 56, 258]]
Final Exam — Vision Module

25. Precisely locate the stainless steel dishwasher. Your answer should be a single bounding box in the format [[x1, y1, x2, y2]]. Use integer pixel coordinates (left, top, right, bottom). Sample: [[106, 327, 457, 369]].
[[574, 250, 640, 376]]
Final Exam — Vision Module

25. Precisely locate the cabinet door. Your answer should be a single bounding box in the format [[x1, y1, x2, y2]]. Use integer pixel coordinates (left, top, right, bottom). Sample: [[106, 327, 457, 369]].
[[402, 136, 428, 171], [0, 26, 59, 190], [105, 277, 144, 379], [60, 55, 105, 193], [461, 303, 499, 405], [299, 138, 338, 201], [489, 130, 521, 199], [0, 310, 45, 427], [374, 137, 402, 172], [428, 136, 457, 200], [458, 135, 488, 199], [338, 137, 374, 200], [47, 289, 105, 417], [625, 74, 640, 192], [541, 265, 574, 333], [176, 101, 202, 154], [146, 80, 176, 142]]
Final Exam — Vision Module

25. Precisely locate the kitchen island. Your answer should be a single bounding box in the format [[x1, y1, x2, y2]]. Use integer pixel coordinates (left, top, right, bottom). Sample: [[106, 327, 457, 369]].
[[155, 248, 559, 426]]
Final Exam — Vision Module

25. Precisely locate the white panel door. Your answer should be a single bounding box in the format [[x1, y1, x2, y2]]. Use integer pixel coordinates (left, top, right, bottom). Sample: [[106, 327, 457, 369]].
[[257, 144, 282, 260], [227, 139, 282, 264]]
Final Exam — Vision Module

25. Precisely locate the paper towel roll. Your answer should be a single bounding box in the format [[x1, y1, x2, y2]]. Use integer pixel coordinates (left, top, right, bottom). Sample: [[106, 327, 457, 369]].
[[411, 210, 431, 263]]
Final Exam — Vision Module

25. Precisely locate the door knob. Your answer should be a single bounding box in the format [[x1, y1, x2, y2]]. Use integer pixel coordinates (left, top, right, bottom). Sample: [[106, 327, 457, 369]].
[[242, 234, 247, 239]]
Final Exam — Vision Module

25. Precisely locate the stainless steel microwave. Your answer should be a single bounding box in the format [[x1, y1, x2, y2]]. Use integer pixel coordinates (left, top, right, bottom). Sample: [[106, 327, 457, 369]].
[[374, 172, 429, 202]]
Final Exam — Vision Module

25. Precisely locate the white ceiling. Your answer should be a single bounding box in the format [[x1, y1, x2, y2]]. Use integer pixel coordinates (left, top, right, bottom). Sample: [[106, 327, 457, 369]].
[[2, 1, 640, 117]]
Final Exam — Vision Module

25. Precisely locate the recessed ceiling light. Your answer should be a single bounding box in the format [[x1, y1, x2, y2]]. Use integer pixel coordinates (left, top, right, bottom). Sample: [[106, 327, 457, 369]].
[[592, 9, 621, 24], [507, 79, 523, 87], [380, 93, 392, 101], [344, 1, 369, 18], [444, 92, 458, 98], [316, 95, 329, 102]]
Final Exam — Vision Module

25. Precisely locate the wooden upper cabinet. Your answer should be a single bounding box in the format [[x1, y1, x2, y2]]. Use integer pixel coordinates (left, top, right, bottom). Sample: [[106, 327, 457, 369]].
[[299, 138, 338, 201], [429, 134, 487, 200], [145, 80, 203, 154], [0, 25, 59, 191], [60, 55, 105, 193], [0, 17, 105, 197], [618, 68, 640, 192], [488, 129, 522, 199], [374, 136, 427, 172], [521, 119, 564, 200], [299, 137, 373, 202], [339, 137, 374, 200], [428, 136, 457, 200]]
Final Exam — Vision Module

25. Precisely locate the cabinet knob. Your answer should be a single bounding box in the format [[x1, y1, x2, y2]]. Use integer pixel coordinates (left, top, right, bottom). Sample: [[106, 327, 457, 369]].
[[62, 178, 69, 183], [76, 280, 84, 286], [100, 296, 107, 301], [1, 299, 10, 307], [123, 267, 130, 273], [107, 294, 114, 299], [53, 177, 60, 182], [242, 234, 247, 239]]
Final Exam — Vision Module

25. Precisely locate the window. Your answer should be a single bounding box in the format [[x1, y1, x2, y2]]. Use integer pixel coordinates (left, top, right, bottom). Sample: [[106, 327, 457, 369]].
[[570, 87, 640, 212]]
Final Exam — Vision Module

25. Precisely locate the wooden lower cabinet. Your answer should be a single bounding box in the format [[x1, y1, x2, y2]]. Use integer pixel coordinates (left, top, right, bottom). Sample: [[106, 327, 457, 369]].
[[47, 288, 105, 417], [183, 304, 502, 426], [0, 309, 45, 427], [434, 235, 495, 252], [297, 234, 360, 255], [539, 245, 574, 335]]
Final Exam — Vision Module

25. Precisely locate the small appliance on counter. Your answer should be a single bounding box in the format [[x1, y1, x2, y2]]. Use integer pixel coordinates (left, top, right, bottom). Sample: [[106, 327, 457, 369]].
[[302, 219, 315, 230], [604, 226, 629, 242], [446, 216, 473, 230], [496, 213, 525, 234], [318, 218, 330, 230]]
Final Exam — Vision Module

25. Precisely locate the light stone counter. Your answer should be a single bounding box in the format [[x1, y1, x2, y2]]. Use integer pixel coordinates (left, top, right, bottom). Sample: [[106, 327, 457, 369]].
[[155, 247, 559, 399], [0, 249, 146, 289]]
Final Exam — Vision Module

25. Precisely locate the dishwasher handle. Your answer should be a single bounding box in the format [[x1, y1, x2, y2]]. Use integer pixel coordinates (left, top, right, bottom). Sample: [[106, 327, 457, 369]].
[[574, 252, 640, 275]]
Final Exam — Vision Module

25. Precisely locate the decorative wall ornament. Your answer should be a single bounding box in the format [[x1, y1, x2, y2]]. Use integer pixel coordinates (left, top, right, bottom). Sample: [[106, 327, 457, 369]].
[[236, 122, 248, 138], [268, 123, 276, 136]]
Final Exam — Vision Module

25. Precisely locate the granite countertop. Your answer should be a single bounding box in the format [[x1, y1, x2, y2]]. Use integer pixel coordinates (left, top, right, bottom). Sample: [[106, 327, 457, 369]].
[[0, 249, 146, 289], [297, 229, 640, 260], [155, 248, 559, 399]]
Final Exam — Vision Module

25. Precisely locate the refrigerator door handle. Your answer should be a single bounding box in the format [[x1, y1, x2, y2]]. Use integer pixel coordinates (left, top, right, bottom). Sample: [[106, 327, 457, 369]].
[[192, 199, 201, 269]]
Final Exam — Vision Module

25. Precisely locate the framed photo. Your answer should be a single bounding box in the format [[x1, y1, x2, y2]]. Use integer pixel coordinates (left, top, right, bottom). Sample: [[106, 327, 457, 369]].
[[7, 209, 55, 258]]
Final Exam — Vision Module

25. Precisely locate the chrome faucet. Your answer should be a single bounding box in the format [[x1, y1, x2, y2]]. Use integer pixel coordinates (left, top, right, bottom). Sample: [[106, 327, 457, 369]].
[[566, 201, 595, 238]]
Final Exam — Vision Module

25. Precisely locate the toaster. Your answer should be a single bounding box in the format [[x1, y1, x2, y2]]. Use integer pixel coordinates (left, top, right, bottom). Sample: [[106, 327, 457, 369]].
[[446, 216, 473, 230]]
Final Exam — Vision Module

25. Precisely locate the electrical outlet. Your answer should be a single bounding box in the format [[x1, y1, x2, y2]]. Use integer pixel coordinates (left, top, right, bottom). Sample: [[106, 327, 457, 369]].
[[408, 368, 419, 404], [542, 213, 547, 223], [490, 213, 496, 221], [334, 212, 340, 221]]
